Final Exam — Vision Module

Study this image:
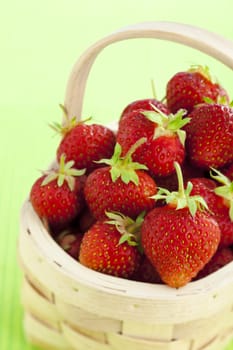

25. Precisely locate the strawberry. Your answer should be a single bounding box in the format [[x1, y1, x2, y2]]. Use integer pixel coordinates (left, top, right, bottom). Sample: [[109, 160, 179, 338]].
[[30, 154, 86, 231], [84, 139, 157, 220], [53, 105, 116, 173], [188, 177, 218, 206], [207, 168, 233, 246], [117, 106, 190, 177], [166, 65, 229, 113], [184, 103, 233, 169], [56, 229, 83, 259], [116, 109, 155, 156], [79, 212, 143, 278], [120, 98, 169, 118], [132, 255, 162, 284], [188, 176, 233, 247], [153, 158, 206, 193], [195, 247, 233, 279], [141, 162, 221, 288], [190, 174, 233, 248]]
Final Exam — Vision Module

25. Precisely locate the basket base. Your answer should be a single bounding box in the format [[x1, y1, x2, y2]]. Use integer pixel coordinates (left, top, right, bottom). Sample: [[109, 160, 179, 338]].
[[23, 310, 233, 350], [24, 313, 69, 350], [19, 201, 233, 350], [20, 272, 233, 350]]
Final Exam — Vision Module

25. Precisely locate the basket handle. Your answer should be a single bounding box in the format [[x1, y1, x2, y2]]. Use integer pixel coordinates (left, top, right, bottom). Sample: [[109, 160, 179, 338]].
[[64, 21, 233, 121]]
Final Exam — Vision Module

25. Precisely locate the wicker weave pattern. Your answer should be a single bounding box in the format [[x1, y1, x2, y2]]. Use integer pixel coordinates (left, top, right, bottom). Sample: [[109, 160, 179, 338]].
[[18, 21, 233, 350], [21, 275, 233, 350], [19, 200, 233, 350], [21, 276, 233, 350]]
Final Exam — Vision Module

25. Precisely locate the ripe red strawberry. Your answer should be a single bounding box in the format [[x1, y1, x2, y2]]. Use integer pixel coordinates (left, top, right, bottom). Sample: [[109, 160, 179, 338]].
[[166, 65, 229, 113], [141, 162, 221, 288], [30, 154, 86, 231], [132, 255, 162, 284], [79, 212, 143, 278], [120, 98, 170, 118], [185, 103, 233, 169], [117, 107, 190, 177], [53, 105, 116, 173], [153, 158, 206, 193], [192, 179, 233, 248], [84, 139, 157, 220], [195, 247, 233, 279], [116, 109, 155, 156], [188, 177, 218, 207], [189, 169, 233, 247]]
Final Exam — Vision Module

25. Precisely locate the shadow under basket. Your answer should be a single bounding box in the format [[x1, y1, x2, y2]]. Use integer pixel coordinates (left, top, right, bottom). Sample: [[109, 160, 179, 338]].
[[18, 21, 233, 350]]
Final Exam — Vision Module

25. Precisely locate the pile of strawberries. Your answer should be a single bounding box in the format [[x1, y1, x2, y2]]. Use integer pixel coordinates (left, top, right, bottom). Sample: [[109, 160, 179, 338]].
[[30, 65, 233, 288]]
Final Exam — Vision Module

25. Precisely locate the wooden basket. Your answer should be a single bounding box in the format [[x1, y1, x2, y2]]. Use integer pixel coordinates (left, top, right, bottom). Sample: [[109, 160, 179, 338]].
[[18, 22, 233, 350]]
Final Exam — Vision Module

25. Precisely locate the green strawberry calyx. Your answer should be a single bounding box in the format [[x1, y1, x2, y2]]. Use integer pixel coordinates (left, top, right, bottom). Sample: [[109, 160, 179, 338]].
[[151, 162, 208, 216], [188, 65, 230, 106], [105, 211, 145, 251], [210, 167, 233, 221], [188, 64, 212, 81], [42, 153, 86, 191], [50, 104, 92, 136], [202, 95, 230, 106], [142, 105, 190, 146], [95, 138, 148, 185]]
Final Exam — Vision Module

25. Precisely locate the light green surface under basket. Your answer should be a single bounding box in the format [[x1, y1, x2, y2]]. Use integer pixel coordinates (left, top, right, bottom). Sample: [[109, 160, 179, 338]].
[[1, 1, 233, 349]]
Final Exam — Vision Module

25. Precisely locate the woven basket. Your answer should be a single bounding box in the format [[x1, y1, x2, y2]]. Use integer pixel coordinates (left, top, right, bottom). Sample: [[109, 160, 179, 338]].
[[19, 21, 233, 350]]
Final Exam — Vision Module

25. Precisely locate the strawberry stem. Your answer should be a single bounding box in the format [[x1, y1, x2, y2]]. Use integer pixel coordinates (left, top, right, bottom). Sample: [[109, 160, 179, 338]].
[[151, 162, 209, 216], [49, 104, 92, 137], [59, 103, 69, 121], [123, 137, 147, 162], [150, 79, 157, 99], [175, 161, 185, 199], [105, 211, 145, 250]]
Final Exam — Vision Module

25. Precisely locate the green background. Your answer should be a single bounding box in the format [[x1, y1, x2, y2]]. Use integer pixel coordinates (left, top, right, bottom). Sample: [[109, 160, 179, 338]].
[[1, 0, 233, 349]]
